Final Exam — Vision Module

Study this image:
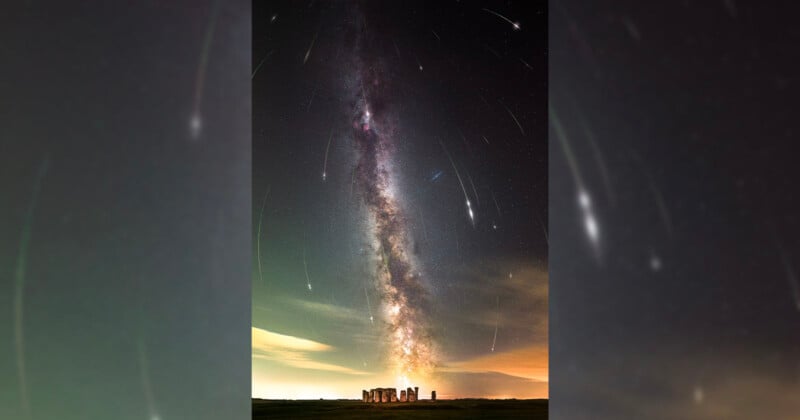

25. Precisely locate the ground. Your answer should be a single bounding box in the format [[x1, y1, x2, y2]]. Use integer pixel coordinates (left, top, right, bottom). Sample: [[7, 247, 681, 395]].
[[252, 399, 548, 419]]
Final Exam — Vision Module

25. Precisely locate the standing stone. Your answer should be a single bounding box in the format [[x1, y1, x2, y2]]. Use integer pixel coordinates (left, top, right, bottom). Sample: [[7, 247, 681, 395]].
[[432, 390, 436, 401], [390, 388, 398, 402], [381, 389, 389, 403], [400, 390, 407, 402], [414, 387, 419, 401], [407, 387, 415, 402]]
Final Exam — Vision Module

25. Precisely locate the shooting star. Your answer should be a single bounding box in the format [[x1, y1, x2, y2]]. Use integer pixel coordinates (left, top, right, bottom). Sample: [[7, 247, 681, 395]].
[[536, 212, 549, 246], [551, 105, 602, 257], [189, 0, 220, 140], [483, 43, 502, 59], [14, 157, 49, 420], [770, 226, 800, 312], [482, 135, 491, 145], [252, 50, 274, 80], [499, 100, 525, 136], [303, 247, 313, 292], [579, 108, 617, 207], [467, 172, 481, 206], [307, 86, 316, 112], [431, 29, 441, 42], [418, 207, 429, 241], [439, 139, 475, 225], [303, 31, 319, 65], [322, 127, 333, 181], [491, 296, 499, 352], [364, 285, 374, 324], [631, 152, 673, 236], [458, 128, 474, 157], [490, 188, 502, 220], [138, 335, 159, 420], [482, 8, 521, 31], [414, 54, 423, 72], [256, 185, 271, 287], [519, 57, 533, 70]]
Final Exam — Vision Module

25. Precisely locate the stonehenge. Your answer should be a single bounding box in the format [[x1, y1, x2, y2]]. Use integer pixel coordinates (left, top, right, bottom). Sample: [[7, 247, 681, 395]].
[[363, 386, 426, 403]]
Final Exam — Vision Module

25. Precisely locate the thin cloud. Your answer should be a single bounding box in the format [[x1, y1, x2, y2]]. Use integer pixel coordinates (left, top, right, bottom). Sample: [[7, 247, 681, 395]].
[[252, 327, 369, 376]]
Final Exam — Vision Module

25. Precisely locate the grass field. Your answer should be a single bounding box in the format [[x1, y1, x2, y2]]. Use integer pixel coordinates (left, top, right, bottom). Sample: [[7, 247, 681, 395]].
[[252, 398, 548, 419]]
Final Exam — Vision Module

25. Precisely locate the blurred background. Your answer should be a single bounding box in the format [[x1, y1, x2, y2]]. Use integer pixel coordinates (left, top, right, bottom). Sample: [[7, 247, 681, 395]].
[[550, 1, 800, 418], [0, 1, 250, 419]]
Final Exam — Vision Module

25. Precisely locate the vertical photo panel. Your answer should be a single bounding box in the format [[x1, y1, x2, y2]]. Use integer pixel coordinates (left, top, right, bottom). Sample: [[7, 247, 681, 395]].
[[253, 1, 547, 418]]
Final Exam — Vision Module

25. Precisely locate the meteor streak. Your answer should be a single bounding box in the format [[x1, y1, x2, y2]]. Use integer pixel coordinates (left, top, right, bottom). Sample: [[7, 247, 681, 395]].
[[138, 335, 159, 420], [414, 54, 423, 71], [631, 152, 673, 236], [303, 247, 312, 292], [252, 50, 274, 79], [500, 100, 525, 136], [467, 172, 480, 207], [491, 296, 499, 352], [770, 226, 800, 311], [439, 139, 475, 225], [482, 8, 521, 31], [189, 0, 220, 140], [307, 86, 316, 112], [303, 31, 319, 65], [536, 212, 549, 246], [490, 188, 502, 220], [14, 156, 49, 420], [364, 285, 374, 324], [551, 106, 602, 256], [257, 185, 271, 287], [419, 207, 428, 241], [322, 127, 333, 181], [577, 105, 616, 206]]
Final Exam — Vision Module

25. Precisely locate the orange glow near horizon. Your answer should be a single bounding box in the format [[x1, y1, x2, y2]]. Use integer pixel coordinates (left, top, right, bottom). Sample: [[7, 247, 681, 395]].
[[252, 327, 547, 400]]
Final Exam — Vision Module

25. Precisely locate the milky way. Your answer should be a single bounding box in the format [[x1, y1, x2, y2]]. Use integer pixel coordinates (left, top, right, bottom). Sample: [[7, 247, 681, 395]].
[[349, 20, 436, 383]]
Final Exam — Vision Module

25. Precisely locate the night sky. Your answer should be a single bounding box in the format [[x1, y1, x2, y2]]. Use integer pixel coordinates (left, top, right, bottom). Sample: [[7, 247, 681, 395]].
[[551, 1, 800, 418], [253, 0, 547, 399]]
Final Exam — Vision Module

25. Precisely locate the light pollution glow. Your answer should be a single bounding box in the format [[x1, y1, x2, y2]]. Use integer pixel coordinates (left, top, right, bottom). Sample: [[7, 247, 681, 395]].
[[253, 327, 547, 399]]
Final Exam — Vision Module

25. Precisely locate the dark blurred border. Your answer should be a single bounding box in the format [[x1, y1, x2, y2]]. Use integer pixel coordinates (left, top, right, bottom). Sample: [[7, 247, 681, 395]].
[[0, 1, 250, 419], [550, 1, 800, 419]]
